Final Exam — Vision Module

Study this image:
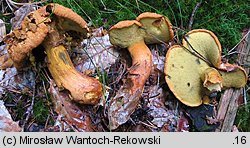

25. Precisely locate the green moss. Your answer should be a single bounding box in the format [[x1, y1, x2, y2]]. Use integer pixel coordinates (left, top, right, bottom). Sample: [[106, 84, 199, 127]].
[[235, 100, 250, 132], [33, 98, 51, 124]]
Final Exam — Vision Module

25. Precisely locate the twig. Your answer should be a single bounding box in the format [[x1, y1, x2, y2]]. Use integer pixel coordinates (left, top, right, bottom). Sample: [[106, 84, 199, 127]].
[[243, 87, 247, 106], [222, 51, 240, 57], [0, 74, 16, 85], [7, 0, 47, 6], [99, 0, 117, 13], [223, 30, 250, 58], [5, 0, 14, 11], [44, 114, 50, 129], [135, 0, 139, 10], [188, 0, 202, 30], [182, 36, 213, 66], [139, 121, 158, 129], [22, 84, 36, 131]]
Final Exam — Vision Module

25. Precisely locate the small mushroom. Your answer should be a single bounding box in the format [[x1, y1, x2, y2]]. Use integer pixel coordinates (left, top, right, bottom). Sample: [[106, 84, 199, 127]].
[[136, 12, 174, 44], [4, 3, 102, 105], [164, 29, 247, 107]]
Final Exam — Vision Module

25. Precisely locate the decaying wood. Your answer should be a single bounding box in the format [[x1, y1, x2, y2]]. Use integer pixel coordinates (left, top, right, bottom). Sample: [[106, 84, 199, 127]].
[[216, 89, 234, 121], [216, 29, 250, 132], [221, 89, 242, 131]]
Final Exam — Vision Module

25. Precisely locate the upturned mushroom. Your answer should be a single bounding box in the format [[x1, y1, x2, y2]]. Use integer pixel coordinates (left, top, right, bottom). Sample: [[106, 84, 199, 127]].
[[4, 3, 102, 105], [164, 29, 247, 107], [108, 13, 174, 129], [136, 12, 174, 44]]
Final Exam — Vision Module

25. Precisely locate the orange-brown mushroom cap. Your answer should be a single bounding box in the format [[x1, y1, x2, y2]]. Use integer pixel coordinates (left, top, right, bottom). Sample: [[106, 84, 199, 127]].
[[45, 3, 89, 35], [110, 20, 142, 29], [4, 9, 49, 69]]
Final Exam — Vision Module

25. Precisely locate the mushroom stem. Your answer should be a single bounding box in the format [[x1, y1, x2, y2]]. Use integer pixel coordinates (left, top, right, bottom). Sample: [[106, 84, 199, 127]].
[[108, 41, 152, 130], [127, 40, 152, 93], [45, 45, 102, 105], [201, 67, 222, 92], [41, 24, 102, 105]]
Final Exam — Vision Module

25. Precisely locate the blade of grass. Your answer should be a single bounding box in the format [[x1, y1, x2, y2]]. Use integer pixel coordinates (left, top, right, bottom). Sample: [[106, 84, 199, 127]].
[[176, 0, 183, 28], [115, 0, 137, 18]]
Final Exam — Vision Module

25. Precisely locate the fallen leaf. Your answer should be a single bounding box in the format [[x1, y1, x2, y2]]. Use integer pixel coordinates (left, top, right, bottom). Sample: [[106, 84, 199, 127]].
[[177, 113, 189, 132], [186, 104, 220, 131], [49, 80, 94, 132], [0, 100, 21, 132], [77, 28, 119, 73], [130, 124, 152, 132], [145, 85, 178, 131], [10, 4, 36, 29], [232, 125, 239, 132], [0, 43, 35, 97], [151, 50, 165, 72], [108, 86, 142, 130]]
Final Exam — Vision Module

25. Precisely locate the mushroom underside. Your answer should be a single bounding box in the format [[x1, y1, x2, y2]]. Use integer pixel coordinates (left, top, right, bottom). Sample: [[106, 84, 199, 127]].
[[164, 30, 247, 106]]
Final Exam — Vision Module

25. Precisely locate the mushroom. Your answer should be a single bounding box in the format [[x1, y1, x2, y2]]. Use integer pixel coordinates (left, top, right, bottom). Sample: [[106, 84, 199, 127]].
[[136, 12, 174, 44], [4, 3, 102, 105], [108, 12, 174, 129], [108, 20, 152, 129], [164, 29, 247, 107]]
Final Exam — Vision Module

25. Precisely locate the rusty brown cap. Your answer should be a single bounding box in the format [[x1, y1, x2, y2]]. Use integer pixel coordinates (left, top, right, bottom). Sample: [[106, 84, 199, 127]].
[[4, 8, 49, 69], [45, 3, 89, 35]]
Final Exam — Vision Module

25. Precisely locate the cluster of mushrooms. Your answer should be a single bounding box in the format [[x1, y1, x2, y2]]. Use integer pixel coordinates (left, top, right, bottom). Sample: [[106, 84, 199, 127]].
[[2, 3, 247, 129]]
